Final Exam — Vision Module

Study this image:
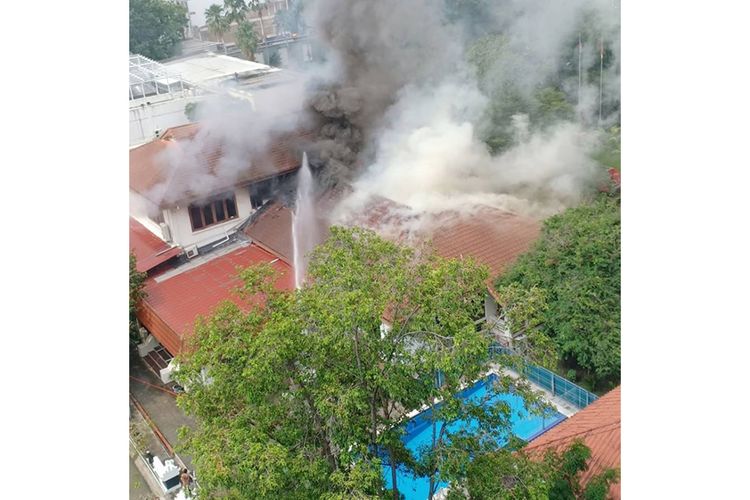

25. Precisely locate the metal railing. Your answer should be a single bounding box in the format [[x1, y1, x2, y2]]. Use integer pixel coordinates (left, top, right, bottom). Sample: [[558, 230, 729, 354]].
[[489, 344, 598, 409]]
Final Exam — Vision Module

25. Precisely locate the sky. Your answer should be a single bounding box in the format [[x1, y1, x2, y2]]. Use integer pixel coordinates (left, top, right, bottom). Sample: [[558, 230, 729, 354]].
[[186, 0, 216, 27]]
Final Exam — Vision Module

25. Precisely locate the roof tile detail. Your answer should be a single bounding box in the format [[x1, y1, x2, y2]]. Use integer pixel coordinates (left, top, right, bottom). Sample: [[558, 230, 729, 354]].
[[130, 123, 314, 206], [526, 386, 621, 499], [137, 243, 293, 355], [129, 217, 181, 272]]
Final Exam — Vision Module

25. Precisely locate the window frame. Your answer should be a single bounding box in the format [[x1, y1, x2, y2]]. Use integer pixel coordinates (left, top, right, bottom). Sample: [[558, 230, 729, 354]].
[[187, 192, 238, 232]]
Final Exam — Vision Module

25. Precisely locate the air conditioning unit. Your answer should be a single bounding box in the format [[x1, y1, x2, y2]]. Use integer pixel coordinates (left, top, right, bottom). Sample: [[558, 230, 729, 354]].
[[185, 244, 199, 259], [159, 222, 172, 242]]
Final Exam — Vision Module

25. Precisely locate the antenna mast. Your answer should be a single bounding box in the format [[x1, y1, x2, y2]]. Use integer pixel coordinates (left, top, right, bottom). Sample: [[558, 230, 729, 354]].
[[578, 33, 582, 107], [599, 38, 604, 126]]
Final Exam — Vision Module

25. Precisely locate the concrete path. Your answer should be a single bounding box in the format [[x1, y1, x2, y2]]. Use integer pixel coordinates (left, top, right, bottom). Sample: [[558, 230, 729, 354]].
[[130, 457, 158, 499], [130, 350, 196, 470]]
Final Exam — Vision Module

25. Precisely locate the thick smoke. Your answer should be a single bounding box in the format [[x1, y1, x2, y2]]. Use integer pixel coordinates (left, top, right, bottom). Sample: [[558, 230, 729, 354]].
[[144, 0, 620, 225], [305, 0, 620, 219], [305, 0, 466, 185], [353, 81, 599, 217], [146, 70, 313, 206]]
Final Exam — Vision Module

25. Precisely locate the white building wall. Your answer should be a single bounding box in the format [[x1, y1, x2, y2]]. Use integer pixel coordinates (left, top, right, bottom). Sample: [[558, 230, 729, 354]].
[[164, 186, 254, 249], [130, 190, 168, 240], [485, 293, 511, 343], [129, 94, 205, 147]]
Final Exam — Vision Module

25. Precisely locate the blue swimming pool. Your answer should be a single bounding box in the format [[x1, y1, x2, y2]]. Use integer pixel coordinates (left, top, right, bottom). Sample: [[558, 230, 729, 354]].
[[381, 373, 565, 499]]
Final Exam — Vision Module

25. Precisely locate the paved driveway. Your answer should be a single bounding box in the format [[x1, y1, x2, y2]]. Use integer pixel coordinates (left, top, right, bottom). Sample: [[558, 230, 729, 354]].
[[130, 350, 196, 470]]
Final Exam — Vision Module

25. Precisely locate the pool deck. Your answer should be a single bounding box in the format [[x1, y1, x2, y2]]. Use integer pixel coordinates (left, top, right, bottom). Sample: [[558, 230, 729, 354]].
[[491, 365, 579, 418]]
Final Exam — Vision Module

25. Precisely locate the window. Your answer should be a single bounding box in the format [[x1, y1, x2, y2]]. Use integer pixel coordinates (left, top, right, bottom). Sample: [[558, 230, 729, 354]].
[[249, 179, 274, 209], [188, 192, 238, 231]]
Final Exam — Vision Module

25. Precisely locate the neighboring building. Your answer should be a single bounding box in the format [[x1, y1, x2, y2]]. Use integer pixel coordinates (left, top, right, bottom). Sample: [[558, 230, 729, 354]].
[[525, 386, 622, 499], [162, 52, 279, 89], [171, 37, 224, 59], [198, 0, 294, 45], [197, 0, 316, 67], [130, 54, 206, 147], [130, 52, 288, 147]]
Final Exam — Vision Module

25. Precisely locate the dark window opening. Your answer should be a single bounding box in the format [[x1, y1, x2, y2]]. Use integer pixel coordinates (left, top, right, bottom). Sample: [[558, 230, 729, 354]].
[[214, 200, 225, 221], [202, 205, 215, 226], [249, 179, 274, 209], [188, 192, 238, 232], [188, 205, 204, 230], [226, 197, 237, 218]]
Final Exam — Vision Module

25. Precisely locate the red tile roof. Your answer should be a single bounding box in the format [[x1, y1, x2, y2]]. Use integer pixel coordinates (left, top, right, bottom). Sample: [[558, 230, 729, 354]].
[[137, 243, 294, 355], [244, 199, 330, 265], [245, 191, 541, 286], [129, 217, 182, 272], [130, 123, 315, 206], [340, 194, 541, 281], [244, 202, 294, 262], [525, 386, 621, 499], [429, 207, 541, 280]]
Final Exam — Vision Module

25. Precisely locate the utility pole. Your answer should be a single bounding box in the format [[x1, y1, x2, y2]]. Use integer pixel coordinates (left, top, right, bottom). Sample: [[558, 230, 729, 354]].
[[599, 38, 604, 126], [578, 32, 582, 106]]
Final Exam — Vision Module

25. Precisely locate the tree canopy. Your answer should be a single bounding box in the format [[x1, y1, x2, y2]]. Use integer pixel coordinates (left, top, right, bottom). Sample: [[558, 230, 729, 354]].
[[497, 195, 621, 390], [235, 21, 259, 60], [275, 0, 306, 35], [129, 252, 147, 345], [450, 439, 619, 499], [175, 226, 549, 499], [129, 0, 188, 61], [205, 4, 230, 43]]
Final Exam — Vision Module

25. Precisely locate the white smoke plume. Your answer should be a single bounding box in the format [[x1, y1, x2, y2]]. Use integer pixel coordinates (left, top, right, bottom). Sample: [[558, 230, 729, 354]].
[[141, 0, 620, 226], [145, 73, 314, 205], [308, 0, 619, 220]]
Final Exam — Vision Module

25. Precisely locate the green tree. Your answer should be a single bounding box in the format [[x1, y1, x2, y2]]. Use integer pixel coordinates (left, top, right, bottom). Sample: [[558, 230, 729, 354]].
[[544, 440, 619, 500], [175, 227, 548, 499], [592, 126, 621, 171], [184, 101, 200, 121], [492, 284, 556, 369], [205, 4, 229, 46], [275, 0, 305, 35], [268, 50, 282, 67], [443, 0, 495, 40], [235, 20, 259, 60], [129, 252, 147, 345], [467, 35, 577, 154], [453, 439, 619, 500], [223, 0, 249, 25], [497, 195, 621, 390], [130, 0, 188, 60], [247, 0, 267, 40], [533, 87, 575, 127]]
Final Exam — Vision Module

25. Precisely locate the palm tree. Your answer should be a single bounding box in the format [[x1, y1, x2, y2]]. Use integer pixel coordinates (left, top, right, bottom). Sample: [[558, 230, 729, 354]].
[[205, 4, 229, 48], [224, 0, 250, 28], [248, 0, 266, 41], [235, 20, 259, 60]]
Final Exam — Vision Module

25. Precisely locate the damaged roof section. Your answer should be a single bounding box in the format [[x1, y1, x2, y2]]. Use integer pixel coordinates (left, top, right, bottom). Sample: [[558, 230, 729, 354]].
[[129, 123, 315, 207], [244, 188, 541, 284]]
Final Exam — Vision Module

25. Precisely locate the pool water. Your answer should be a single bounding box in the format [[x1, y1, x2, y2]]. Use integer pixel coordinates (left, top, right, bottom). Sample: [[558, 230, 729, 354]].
[[381, 374, 565, 499]]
